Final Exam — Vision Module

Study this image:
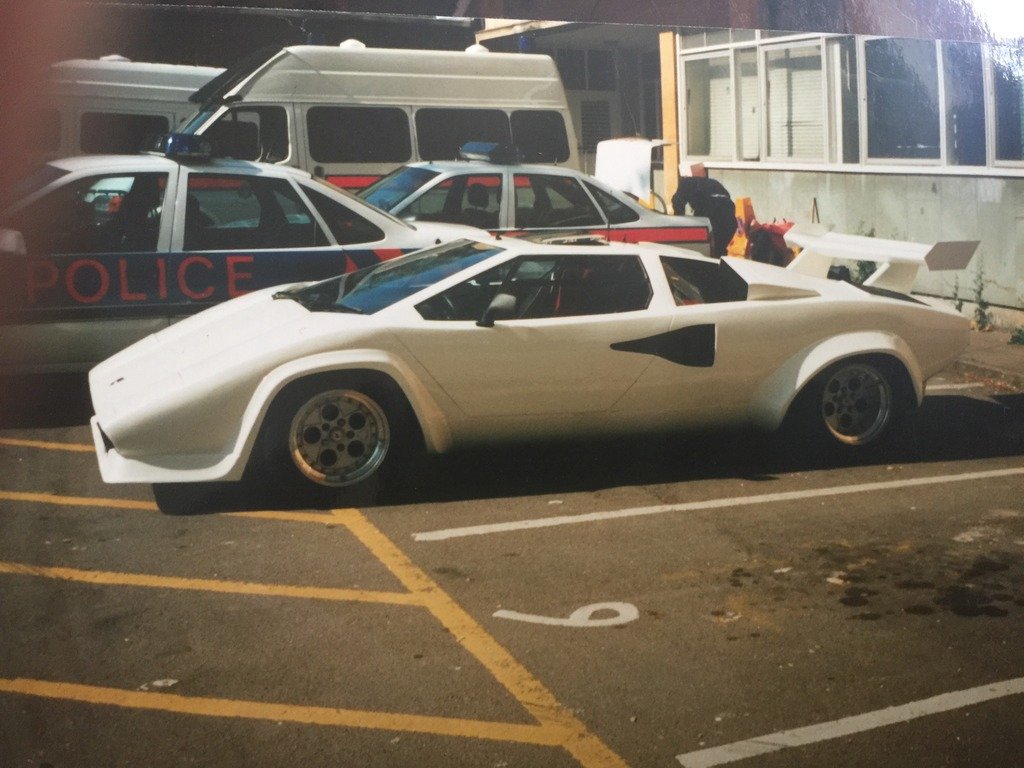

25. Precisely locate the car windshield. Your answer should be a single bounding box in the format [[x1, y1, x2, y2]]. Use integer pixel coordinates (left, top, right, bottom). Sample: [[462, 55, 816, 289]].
[[280, 238, 504, 314], [358, 166, 440, 211]]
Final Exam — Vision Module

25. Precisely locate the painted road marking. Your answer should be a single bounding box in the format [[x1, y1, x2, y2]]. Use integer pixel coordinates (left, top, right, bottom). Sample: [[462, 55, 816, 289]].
[[0, 437, 94, 452], [494, 602, 640, 628], [0, 677, 562, 747], [675, 676, 1024, 767], [0, 561, 421, 607], [0, 490, 157, 511], [0, 498, 626, 767], [332, 508, 628, 768], [413, 466, 1024, 541]]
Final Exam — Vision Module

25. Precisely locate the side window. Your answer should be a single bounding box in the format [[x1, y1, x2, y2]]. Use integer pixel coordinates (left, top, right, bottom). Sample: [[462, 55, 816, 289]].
[[302, 184, 384, 245], [415, 108, 512, 161], [80, 112, 169, 154], [401, 174, 502, 228], [510, 110, 571, 163], [184, 175, 322, 251], [7, 172, 167, 254], [660, 255, 747, 304], [307, 106, 411, 163], [205, 106, 289, 162], [457, 175, 502, 229], [513, 174, 604, 229], [416, 254, 651, 321], [584, 182, 641, 225]]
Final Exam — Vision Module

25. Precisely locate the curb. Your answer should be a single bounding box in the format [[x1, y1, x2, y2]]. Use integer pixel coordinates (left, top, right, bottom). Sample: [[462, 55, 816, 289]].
[[953, 359, 1024, 391]]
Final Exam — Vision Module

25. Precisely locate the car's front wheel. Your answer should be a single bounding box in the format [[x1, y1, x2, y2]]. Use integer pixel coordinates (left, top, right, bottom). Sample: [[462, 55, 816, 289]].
[[251, 374, 417, 506]]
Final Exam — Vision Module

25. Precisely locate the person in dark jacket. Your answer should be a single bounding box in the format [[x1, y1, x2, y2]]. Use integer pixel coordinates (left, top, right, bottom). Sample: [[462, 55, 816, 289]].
[[672, 175, 737, 257]]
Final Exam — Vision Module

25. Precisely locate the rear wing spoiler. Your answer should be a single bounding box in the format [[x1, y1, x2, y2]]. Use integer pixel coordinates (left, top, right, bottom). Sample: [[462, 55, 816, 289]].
[[784, 223, 979, 294]]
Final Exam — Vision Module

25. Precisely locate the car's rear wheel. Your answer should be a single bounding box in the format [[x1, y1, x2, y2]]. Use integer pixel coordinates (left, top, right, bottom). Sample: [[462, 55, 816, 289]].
[[785, 357, 913, 455], [818, 361, 893, 446], [250, 373, 417, 507]]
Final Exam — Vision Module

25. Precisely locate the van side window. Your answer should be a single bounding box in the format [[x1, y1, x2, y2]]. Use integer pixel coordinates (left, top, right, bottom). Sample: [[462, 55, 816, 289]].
[[511, 110, 571, 163], [307, 107, 412, 163], [80, 113, 170, 154], [7, 172, 167, 254], [415, 108, 511, 161], [301, 185, 385, 245], [184, 175, 322, 251], [205, 106, 289, 163]]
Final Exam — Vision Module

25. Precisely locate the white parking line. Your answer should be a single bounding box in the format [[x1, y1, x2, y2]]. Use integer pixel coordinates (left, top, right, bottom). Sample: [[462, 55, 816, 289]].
[[412, 466, 1024, 542], [675, 676, 1024, 767]]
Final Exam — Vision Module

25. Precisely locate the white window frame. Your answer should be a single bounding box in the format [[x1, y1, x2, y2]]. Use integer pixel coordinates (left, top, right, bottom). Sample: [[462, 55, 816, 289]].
[[760, 39, 828, 164], [678, 50, 735, 161], [986, 44, 1024, 170]]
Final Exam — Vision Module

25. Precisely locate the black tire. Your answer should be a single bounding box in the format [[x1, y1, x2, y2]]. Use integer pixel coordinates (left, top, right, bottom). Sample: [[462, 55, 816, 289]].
[[152, 482, 212, 515], [783, 356, 915, 458], [247, 372, 419, 507]]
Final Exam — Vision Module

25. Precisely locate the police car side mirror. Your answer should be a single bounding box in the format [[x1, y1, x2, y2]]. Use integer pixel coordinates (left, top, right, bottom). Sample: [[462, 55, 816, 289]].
[[477, 292, 516, 327]]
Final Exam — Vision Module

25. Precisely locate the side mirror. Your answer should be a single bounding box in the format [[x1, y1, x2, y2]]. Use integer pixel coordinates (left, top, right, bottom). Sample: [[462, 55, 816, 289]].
[[477, 292, 516, 327]]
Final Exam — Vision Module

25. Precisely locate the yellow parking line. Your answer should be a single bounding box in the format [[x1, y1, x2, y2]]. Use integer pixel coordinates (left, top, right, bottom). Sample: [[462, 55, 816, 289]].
[[0, 490, 156, 511], [0, 677, 563, 747], [333, 508, 629, 768], [0, 561, 421, 607], [0, 437, 94, 453]]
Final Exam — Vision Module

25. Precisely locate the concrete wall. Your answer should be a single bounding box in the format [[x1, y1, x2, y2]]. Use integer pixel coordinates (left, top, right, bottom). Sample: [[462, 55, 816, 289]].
[[709, 168, 1024, 311]]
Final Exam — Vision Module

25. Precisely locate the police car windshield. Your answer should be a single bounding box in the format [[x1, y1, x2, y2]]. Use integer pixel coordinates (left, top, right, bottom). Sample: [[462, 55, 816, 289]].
[[358, 167, 440, 212], [281, 239, 503, 315]]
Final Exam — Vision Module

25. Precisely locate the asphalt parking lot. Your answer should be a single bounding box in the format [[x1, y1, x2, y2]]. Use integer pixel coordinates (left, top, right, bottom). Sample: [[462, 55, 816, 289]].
[[1, 370, 1023, 767]]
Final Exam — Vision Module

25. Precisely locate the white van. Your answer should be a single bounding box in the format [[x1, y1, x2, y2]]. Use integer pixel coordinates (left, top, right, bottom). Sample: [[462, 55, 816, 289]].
[[178, 42, 580, 191], [36, 56, 223, 162]]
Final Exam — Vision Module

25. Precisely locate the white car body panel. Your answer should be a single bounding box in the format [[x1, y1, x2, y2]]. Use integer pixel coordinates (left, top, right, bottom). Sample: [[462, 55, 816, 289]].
[[89, 235, 972, 486]]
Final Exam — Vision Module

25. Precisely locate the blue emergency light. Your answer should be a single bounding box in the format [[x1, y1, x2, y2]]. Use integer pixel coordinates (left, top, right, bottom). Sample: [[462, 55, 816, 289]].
[[458, 142, 520, 164], [152, 133, 213, 160]]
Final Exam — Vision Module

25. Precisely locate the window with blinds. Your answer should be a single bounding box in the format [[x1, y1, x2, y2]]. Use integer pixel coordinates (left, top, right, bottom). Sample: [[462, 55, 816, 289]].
[[765, 44, 824, 160], [684, 56, 733, 159]]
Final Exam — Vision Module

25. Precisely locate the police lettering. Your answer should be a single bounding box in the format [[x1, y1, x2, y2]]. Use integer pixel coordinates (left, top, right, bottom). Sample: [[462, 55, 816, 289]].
[[25, 255, 256, 307]]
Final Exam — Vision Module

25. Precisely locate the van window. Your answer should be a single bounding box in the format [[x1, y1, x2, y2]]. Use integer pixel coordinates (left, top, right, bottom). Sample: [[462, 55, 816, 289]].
[[205, 106, 288, 162], [307, 106, 412, 164], [415, 108, 512, 161], [511, 110, 571, 163], [80, 112, 170, 154], [184, 174, 322, 250]]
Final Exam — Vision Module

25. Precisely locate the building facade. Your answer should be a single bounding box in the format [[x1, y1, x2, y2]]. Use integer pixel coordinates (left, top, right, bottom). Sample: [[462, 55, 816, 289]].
[[669, 28, 1024, 311]]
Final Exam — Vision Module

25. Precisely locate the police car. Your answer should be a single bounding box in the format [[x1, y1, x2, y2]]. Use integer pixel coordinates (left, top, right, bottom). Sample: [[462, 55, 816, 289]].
[[358, 144, 712, 253], [0, 136, 481, 372]]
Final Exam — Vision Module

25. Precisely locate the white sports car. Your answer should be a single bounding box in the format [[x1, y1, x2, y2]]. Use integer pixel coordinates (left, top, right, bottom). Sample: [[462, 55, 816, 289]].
[[89, 228, 976, 512]]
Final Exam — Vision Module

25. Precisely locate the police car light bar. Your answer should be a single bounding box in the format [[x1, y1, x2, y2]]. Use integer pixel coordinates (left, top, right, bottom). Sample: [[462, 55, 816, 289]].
[[151, 133, 213, 160], [458, 142, 520, 164]]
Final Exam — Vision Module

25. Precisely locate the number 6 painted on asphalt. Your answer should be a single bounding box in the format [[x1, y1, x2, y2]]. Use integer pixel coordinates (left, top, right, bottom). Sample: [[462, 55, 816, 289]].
[[493, 602, 639, 627]]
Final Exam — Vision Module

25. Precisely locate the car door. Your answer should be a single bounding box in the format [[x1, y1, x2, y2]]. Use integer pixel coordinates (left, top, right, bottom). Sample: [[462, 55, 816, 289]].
[[0, 166, 176, 371], [163, 168, 405, 319], [509, 172, 608, 236], [399, 252, 670, 417]]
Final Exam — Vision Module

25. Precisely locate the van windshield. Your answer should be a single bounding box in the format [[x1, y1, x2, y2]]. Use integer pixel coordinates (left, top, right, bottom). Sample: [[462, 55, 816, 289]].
[[358, 166, 440, 212]]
